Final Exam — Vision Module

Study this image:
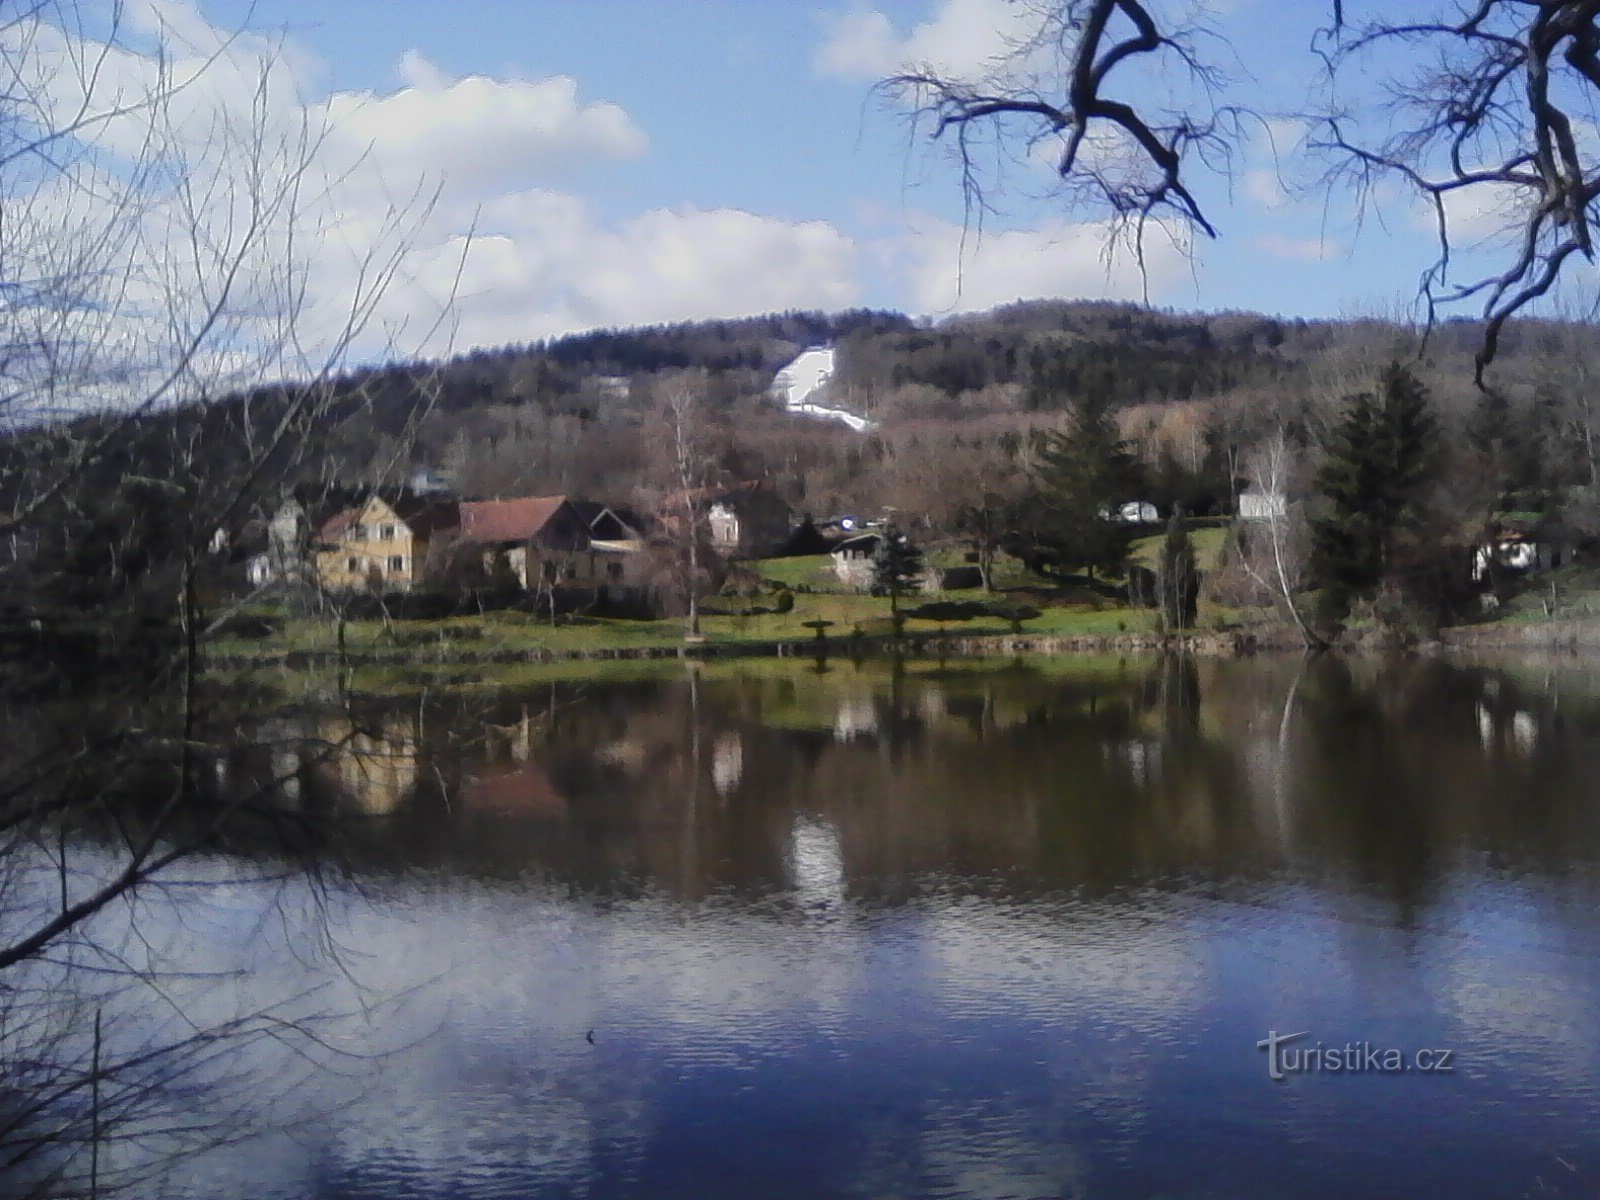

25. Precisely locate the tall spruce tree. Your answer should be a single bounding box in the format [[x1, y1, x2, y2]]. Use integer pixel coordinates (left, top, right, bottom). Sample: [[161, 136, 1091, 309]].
[[1309, 362, 1438, 632], [1028, 394, 1139, 580], [872, 523, 924, 629]]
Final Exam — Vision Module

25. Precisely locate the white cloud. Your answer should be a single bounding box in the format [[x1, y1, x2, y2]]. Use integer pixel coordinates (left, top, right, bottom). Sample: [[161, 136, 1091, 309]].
[[11, 3, 861, 382], [816, 0, 1037, 80], [1423, 181, 1535, 244], [317, 55, 646, 196], [1244, 169, 1290, 211], [896, 217, 1189, 314], [1255, 231, 1334, 261], [365, 198, 862, 351]]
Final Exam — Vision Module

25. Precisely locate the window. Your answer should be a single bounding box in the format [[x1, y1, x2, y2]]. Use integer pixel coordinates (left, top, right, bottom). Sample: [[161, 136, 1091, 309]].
[[379, 524, 396, 541], [346, 557, 360, 572], [388, 555, 405, 573], [607, 561, 623, 582], [542, 560, 558, 581]]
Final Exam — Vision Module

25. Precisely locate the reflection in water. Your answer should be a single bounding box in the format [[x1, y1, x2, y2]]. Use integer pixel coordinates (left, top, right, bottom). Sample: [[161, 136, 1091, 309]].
[[24, 654, 1600, 1199]]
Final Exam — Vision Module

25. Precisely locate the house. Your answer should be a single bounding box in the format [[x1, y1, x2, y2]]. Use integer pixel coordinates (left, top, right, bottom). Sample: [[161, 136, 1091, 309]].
[[658, 481, 795, 560], [570, 501, 647, 549], [314, 494, 460, 592], [1238, 488, 1287, 521], [706, 482, 795, 557], [457, 496, 598, 589], [1472, 524, 1568, 583], [244, 498, 311, 588], [1114, 500, 1160, 524], [832, 532, 881, 590]]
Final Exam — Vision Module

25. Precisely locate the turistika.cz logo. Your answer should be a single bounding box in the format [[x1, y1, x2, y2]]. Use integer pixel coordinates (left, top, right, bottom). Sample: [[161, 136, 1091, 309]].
[[1257, 1030, 1455, 1080]]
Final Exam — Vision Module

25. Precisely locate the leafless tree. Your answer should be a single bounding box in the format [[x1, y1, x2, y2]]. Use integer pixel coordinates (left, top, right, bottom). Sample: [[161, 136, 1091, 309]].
[[887, 1, 1600, 379], [0, 3, 455, 1190], [1237, 430, 1325, 649], [644, 371, 720, 637]]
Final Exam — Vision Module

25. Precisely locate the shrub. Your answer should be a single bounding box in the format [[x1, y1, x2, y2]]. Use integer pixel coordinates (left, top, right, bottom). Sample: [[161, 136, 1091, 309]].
[[773, 589, 795, 614]]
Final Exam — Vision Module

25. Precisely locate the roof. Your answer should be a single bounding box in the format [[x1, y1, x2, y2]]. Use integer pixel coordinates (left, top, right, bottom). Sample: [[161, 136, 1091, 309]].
[[833, 533, 882, 554], [570, 500, 646, 536], [318, 493, 459, 545], [458, 496, 570, 545]]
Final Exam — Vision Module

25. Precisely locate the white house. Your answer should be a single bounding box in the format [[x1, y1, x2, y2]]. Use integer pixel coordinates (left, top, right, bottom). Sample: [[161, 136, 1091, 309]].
[[831, 532, 881, 590], [1238, 488, 1287, 521], [1472, 531, 1541, 582], [1116, 500, 1159, 524]]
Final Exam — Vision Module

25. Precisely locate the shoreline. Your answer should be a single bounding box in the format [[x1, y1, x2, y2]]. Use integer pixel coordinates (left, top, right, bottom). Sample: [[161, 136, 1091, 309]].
[[203, 626, 1311, 671], [197, 614, 1600, 674]]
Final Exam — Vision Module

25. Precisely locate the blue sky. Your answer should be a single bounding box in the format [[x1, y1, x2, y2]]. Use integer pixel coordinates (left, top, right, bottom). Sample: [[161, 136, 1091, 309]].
[[87, 0, 1574, 356]]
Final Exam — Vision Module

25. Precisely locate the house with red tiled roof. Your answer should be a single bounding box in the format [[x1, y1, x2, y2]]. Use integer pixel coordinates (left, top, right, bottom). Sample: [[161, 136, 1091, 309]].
[[314, 491, 650, 599], [457, 496, 598, 590]]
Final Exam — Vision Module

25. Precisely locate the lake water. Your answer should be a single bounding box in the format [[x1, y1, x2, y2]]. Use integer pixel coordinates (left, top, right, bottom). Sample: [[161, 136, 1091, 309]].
[[27, 654, 1600, 1198]]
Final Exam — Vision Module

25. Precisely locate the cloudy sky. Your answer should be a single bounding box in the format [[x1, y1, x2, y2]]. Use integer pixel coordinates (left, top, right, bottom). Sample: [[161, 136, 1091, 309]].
[[38, 0, 1562, 363]]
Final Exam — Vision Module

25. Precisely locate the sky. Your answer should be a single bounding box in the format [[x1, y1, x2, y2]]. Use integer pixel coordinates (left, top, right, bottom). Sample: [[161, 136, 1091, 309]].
[[24, 0, 1580, 366]]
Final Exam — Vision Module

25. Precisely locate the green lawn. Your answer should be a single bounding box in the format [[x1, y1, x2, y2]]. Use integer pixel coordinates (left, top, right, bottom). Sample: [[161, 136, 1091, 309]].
[[205, 582, 1155, 667], [208, 529, 1252, 671], [1129, 523, 1230, 573]]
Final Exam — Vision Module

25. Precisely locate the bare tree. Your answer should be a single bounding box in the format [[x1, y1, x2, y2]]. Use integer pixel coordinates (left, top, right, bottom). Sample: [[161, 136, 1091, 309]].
[[645, 371, 720, 637], [1237, 430, 1324, 649], [0, 3, 454, 1188], [887, 1, 1600, 378]]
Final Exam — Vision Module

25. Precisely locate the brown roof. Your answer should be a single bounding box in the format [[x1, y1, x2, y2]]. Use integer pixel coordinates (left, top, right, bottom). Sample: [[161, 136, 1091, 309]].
[[319, 508, 359, 544], [458, 496, 570, 545]]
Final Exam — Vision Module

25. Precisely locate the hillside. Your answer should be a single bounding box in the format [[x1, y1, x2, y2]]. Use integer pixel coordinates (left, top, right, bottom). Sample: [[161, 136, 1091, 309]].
[[6, 299, 1593, 558]]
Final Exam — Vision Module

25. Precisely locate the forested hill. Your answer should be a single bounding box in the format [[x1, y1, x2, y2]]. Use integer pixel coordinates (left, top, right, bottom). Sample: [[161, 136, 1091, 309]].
[[11, 298, 1583, 545], [332, 299, 1539, 430]]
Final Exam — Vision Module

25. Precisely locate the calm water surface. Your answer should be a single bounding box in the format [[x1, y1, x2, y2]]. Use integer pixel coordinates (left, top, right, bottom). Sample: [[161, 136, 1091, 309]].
[[45, 655, 1600, 1197]]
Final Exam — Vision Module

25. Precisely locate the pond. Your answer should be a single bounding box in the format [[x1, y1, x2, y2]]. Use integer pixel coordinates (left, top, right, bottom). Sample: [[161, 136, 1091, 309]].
[[25, 653, 1600, 1198]]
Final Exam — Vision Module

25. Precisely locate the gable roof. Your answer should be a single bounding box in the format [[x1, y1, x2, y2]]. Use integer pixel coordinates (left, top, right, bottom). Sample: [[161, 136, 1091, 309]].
[[570, 500, 646, 539], [318, 493, 459, 545], [833, 533, 882, 555], [458, 496, 571, 545]]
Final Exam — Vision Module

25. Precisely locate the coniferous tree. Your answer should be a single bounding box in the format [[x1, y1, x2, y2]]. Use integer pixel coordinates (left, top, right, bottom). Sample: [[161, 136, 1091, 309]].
[[872, 523, 924, 630], [1026, 395, 1139, 580], [1309, 362, 1438, 632], [1157, 510, 1200, 632]]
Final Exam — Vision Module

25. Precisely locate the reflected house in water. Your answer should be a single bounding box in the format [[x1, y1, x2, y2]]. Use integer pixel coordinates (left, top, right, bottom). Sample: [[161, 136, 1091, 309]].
[[461, 707, 567, 816], [712, 731, 744, 796], [1477, 699, 1540, 756], [788, 816, 845, 907], [316, 714, 423, 814], [833, 694, 880, 742]]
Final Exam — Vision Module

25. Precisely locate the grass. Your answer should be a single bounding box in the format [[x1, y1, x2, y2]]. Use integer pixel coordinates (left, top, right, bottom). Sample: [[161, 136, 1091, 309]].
[[205, 529, 1260, 674], [204, 578, 1159, 672], [1129, 523, 1230, 573], [1481, 562, 1600, 624]]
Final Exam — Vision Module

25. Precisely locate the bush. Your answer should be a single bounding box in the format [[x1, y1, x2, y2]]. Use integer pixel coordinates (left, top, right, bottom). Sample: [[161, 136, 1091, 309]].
[[773, 589, 795, 614]]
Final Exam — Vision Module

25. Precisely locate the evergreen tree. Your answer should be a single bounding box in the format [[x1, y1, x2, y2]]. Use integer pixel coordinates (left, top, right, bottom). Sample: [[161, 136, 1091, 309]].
[[1157, 510, 1200, 632], [1309, 361, 1438, 631], [872, 523, 924, 629], [1026, 394, 1140, 580]]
